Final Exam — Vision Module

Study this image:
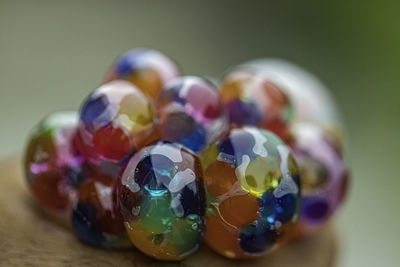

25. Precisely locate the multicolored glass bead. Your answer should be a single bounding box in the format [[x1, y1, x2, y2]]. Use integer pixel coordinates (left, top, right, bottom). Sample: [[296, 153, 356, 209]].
[[105, 48, 180, 99], [24, 111, 86, 214], [240, 58, 343, 134], [77, 80, 155, 177], [220, 69, 293, 140], [117, 142, 206, 260], [156, 76, 228, 153], [72, 175, 131, 248], [201, 127, 301, 258], [289, 123, 348, 233]]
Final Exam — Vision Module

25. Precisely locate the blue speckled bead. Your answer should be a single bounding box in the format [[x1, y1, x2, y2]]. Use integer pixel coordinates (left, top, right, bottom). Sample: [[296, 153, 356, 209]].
[[155, 76, 228, 154]]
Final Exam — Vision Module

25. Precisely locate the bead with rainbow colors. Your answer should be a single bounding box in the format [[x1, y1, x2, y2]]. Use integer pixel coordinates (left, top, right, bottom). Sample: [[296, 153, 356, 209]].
[[72, 175, 131, 248], [117, 142, 206, 260], [156, 76, 228, 154], [77, 80, 156, 177], [220, 69, 293, 140], [24, 111, 86, 214], [105, 48, 180, 99], [200, 126, 301, 258], [240, 58, 344, 141]]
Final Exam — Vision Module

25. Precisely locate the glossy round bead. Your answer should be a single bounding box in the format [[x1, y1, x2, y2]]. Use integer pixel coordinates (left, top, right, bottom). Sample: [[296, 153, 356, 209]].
[[240, 59, 343, 138], [289, 123, 349, 233], [117, 142, 206, 261], [24, 111, 86, 213], [155, 76, 228, 154], [72, 176, 131, 248], [201, 127, 301, 259], [77, 80, 155, 177], [105, 48, 180, 99], [220, 69, 293, 140]]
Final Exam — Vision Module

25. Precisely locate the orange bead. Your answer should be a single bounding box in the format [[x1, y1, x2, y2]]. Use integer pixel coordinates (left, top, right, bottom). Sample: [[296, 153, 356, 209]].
[[219, 194, 260, 229], [204, 161, 237, 198], [204, 213, 246, 259]]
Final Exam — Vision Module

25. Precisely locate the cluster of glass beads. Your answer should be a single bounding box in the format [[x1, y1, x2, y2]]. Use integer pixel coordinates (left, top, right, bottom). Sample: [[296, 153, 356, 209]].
[[24, 49, 349, 260]]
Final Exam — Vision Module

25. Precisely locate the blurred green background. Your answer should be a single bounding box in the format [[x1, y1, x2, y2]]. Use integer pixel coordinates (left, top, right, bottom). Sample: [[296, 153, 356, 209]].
[[0, 1, 399, 266]]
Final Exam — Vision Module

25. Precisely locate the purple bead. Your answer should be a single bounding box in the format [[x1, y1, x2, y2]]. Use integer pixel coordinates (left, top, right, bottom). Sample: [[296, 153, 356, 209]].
[[289, 123, 349, 231]]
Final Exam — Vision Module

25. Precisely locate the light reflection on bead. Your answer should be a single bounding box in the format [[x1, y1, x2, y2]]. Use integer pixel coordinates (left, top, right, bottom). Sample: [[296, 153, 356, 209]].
[[201, 127, 301, 259], [117, 141, 206, 261]]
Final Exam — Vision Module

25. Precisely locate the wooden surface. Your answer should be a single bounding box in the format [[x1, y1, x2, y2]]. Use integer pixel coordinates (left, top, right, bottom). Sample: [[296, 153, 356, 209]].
[[0, 156, 337, 266]]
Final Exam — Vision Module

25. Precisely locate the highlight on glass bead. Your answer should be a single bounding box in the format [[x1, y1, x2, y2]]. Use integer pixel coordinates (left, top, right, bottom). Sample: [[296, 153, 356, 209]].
[[155, 76, 228, 154], [240, 58, 343, 134], [72, 175, 131, 248], [77, 80, 156, 177], [105, 48, 181, 99], [200, 126, 301, 259], [117, 141, 206, 261], [220, 69, 293, 140], [288, 123, 349, 234], [24, 111, 86, 214]]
